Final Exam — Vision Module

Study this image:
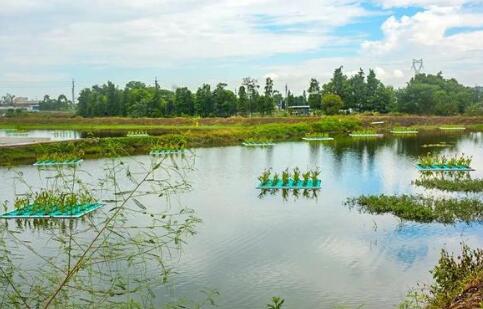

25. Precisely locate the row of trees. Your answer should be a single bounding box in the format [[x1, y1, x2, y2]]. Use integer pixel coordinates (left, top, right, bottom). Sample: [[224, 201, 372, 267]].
[[5, 67, 481, 116], [77, 78, 280, 117]]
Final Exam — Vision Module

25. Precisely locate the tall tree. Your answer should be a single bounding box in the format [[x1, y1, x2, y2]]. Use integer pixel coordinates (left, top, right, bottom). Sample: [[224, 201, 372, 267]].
[[242, 77, 259, 116], [237, 86, 248, 116], [307, 78, 321, 110], [195, 84, 213, 116], [174, 87, 194, 116]]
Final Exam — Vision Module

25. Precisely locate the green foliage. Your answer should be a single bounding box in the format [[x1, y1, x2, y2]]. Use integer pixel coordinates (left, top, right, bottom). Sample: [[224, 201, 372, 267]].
[[267, 297, 284, 309], [414, 175, 483, 192], [395, 73, 477, 115], [39, 94, 72, 111], [258, 169, 272, 185], [347, 194, 483, 224], [417, 153, 472, 167], [15, 189, 95, 213], [321, 93, 343, 115]]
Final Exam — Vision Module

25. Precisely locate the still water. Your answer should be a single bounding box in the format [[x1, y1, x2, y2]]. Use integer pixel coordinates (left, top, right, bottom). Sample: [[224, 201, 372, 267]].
[[0, 132, 482, 308]]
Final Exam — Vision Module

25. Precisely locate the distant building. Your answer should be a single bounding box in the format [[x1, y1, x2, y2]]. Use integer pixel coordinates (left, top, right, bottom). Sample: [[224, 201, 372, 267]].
[[287, 105, 311, 116], [12, 97, 40, 112]]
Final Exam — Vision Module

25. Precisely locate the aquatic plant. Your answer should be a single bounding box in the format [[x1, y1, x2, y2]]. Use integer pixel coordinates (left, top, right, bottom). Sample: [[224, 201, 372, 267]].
[[14, 189, 95, 213], [127, 130, 148, 136], [311, 169, 321, 183], [413, 176, 483, 192], [37, 152, 83, 162], [417, 153, 472, 167], [346, 194, 483, 224], [350, 129, 377, 135], [272, 172, 280, 184], [281, 169, 290, 185], [258, 169, 272, 185], [302, 171, 311, 185], [292, 167, 301, 183], [267, 297, 285, 309]]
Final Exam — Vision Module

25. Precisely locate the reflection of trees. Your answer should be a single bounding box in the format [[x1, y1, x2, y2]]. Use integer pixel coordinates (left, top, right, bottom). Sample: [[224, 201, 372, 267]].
[[319, 132, 469, 174], [0, 150, 205, 307]]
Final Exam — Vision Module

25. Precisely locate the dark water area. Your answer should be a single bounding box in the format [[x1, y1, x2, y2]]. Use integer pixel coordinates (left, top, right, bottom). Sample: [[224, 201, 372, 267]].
[[0, 131, 481, 308]]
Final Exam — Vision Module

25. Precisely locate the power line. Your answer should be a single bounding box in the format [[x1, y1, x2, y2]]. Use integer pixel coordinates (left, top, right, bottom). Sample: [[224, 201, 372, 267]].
[[411, 59, 423, 75]]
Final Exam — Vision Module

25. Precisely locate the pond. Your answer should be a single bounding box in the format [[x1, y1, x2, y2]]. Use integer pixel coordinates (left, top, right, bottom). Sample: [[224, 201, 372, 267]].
[[0, 131, 482, 308]]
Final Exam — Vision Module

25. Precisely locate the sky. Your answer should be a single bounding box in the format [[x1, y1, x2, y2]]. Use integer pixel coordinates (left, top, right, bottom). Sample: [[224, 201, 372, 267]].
[[1, 0, 483, 99]]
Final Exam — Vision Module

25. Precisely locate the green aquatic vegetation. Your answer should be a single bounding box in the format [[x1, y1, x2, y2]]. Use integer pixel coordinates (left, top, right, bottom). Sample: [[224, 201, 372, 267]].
[[311, 169, 321, 184], [244, 137, 273, 144], [14, 190, 95, 213], [292, 167, 301, 183], [267, 296, 285, 309], [350, 129, 377, 135], [417, 153, 472, 167], [305, 132, 329, 137], [346, 194, 483, 224], [127, 130, 149, 136], [302, 171, 311, 185], [414, 176, 483, 192], [282, 169, 290, 185], [272, 172, 280, 185], [258, 169, 272, 185]]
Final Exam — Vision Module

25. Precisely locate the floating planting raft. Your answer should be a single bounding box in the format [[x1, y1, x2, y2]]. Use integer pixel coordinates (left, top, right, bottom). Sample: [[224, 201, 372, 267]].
[[417, 153, 474, 172], [33, 159, 83, 167], [390, 128, 418, 134], [416, 164, 474, 172], [0, 203, 103, 219], [302, 137, 334, 141], [242, 142, 275, 147], [127, 131, 149, 137], [349, 133, 383, 137], [439, 127, 465, 130], [257, 179, 321, 189], [150, 149, 185, 156], [257, 168, 321, 190]]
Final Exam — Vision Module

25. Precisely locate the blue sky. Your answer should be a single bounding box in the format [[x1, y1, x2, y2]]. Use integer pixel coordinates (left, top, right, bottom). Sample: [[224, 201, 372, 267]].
[[0, 0, 482, 99]]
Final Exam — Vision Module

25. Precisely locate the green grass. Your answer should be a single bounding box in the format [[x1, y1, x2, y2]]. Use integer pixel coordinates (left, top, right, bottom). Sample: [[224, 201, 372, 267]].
[[400, 244, 483, 309], [414, 177, 483, 192], [0, 118, 361, 166], [346, 194, 483, 224]]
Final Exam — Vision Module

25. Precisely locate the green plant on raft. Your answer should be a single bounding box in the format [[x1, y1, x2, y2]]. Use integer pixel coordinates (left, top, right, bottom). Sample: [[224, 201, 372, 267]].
[[311, 169, 321, 183], [272, 172, 280, 185], [305, 132, 329, 138], [267, 296, 284, 309], [258, 169, 272, 185], [418, 153, 473, 167], [244, 137, 273, 144], [282, 169, 290, 185], [351, 129, 377, 135], [292, 167, 301, 184], [14, 190, 95, 213], [302, 171, 311, 185]]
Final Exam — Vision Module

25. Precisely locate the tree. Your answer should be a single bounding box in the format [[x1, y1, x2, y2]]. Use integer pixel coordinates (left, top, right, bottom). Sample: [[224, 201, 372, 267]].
[[261, 77, 275, 115], [307, 78, 321, 110], [1, 93, 15, 105], [174, 87, 194, 116], [237, 86, 248, 116], [347, 69, 366, 111], [195, 84, 213, 116], [242, 77, 259, 115], [322, 93, 343, 115], [212, 83, 237, 117], [322, 66, 349, 103]]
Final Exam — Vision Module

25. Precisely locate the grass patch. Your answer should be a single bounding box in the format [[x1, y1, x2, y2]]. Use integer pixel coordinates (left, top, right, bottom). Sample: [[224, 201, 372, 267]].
[[400, 244, 483, 309], [346, 194, 483, 224]]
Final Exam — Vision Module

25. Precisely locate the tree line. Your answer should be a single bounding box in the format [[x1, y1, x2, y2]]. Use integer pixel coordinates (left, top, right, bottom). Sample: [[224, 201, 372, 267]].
[[4, 67, 482, 116]]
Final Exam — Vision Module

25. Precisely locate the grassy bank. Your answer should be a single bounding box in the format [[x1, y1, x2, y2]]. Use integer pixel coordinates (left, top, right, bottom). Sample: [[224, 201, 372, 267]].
[[0, 117, 361, 166], [0, 113, 482, 131], [401, 244, 482, 309], [346, 194, 483, 224]]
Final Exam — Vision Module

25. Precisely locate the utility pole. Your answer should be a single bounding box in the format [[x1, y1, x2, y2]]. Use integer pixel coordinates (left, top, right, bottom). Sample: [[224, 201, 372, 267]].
[[411, 59, 423, 75], [71, 79, 75, 104]]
